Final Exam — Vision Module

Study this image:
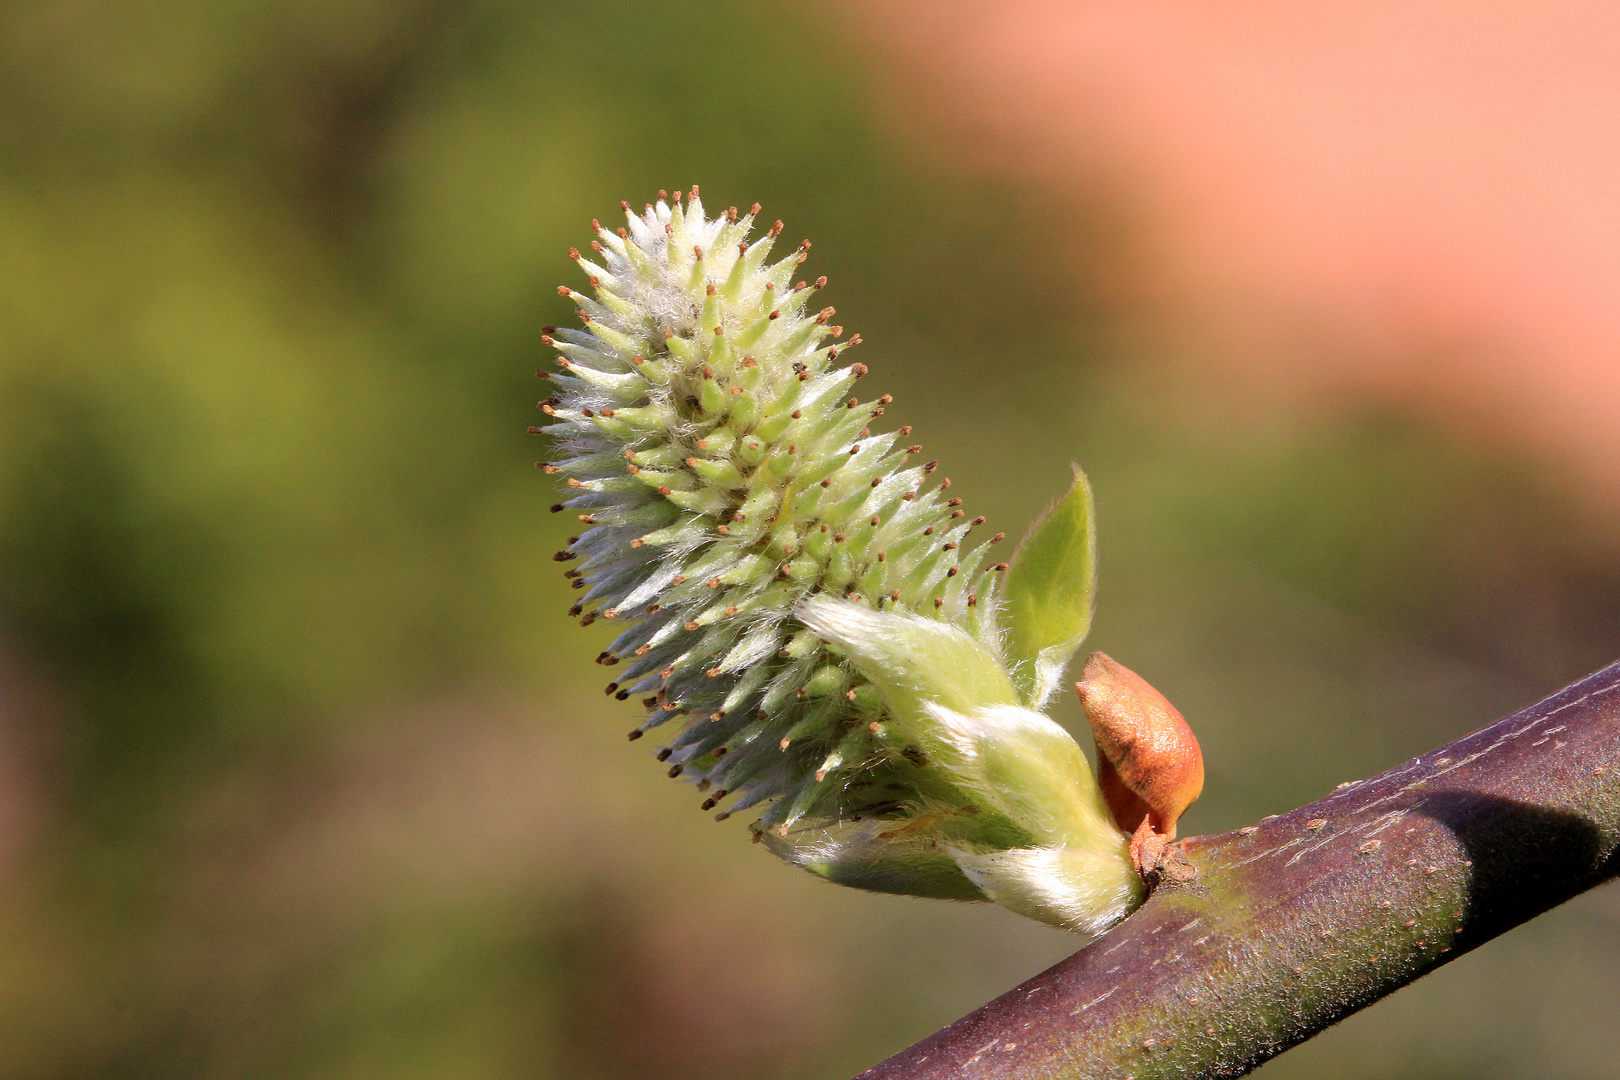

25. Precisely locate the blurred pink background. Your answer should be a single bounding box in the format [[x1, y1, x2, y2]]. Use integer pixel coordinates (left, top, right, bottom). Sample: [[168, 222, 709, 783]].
[[848, 0, 1620, 503]]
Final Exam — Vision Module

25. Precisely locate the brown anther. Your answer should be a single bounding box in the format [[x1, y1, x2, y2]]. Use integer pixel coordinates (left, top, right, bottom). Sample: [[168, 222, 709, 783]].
[[557, 286, 572, 297], [1076, 654, 1205, 876], [970, 516, 987, 526], [670, 575, 686, 585], [943, 542, 957, 551], [940, 478, 952, 489], [890, 589, 900, 601], [694, 245, 704, 259], [923, 460, 938, 473], [967, 593, 977, 606], [898, 426, 912, 436], [949, 510, 964, 518], [750, 203, 762, 214], [628, 730, 644, 741], [876, 550, 887, 561], [541, 463, 559, 474], [685, 621, 700, 631], [707, 578, 722, 588], [870, 477, 881, 488], [714, 326, 725, 336], [933, 596, 944, 608], [833, 532, 846, 543], [946, 567, 958, 577], [946, 497, 962, 507], [769, 311, 780, 320], [923, 526, 935, 536], [870, 515, 881, 526], [769, 220, 784, 237]]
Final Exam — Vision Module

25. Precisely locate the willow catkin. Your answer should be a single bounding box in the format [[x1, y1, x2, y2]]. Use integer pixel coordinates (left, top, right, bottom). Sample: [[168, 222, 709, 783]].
[[542, 189, 1144, 935]]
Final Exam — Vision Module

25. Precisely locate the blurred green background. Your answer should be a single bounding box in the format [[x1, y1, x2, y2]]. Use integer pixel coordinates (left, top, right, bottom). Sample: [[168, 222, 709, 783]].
[[0, 2, 1616, 1077]]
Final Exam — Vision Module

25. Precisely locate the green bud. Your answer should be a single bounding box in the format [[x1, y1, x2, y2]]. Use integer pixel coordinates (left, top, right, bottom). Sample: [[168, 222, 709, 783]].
[[544, 190, 1139, 935]]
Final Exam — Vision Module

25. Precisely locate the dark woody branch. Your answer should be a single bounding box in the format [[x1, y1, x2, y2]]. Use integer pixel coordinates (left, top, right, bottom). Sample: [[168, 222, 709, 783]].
[[856, 660, 1620, 1080]]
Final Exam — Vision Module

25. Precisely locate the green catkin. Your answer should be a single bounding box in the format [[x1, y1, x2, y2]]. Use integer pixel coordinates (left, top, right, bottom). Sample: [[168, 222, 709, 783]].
[[544, 190, 1001, 824], [544, 191, 1143, 936]]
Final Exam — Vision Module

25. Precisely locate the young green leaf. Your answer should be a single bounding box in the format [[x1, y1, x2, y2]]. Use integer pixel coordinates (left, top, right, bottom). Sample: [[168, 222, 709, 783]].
[[1001, 465, 1097, 708]]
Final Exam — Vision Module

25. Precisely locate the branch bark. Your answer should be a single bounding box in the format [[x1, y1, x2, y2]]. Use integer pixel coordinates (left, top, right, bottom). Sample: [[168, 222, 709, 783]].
[[856, 660, 1620, 1080]]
